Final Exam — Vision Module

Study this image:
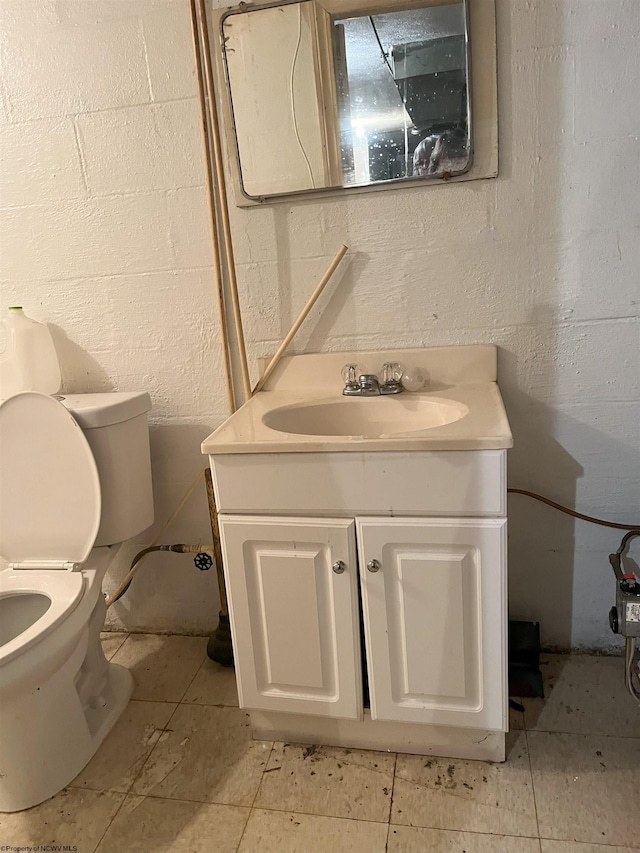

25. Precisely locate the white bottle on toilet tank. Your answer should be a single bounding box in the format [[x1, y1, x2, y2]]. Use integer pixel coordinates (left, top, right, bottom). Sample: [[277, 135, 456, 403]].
[[0, 306, 61, 399]]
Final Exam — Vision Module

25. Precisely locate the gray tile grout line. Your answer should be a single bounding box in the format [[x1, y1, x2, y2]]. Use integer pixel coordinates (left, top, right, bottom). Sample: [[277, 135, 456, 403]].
[[524, 729, 542, 843], [234, 739, 277, 853], [85, 778, 639, 850], [519, 728, 640, 740], [75, 779, 548, 839], [88, 785, 553, 842], [102, 632, 130, 661], [91, 791, 128, 853], [126, 641, 211, 781], [120, 790, 395, 825], [91, 694, 186, 852], [92, 770, 594, 842], [384, 752, 399, 853], [536, 836, 638, 849], [91, 639, 210, 850], [91, 639, 640, 849], [232, 801, 253, 853], [387, 825, 545, 843], [91, 632, 136, 851], [86, 793, 385, 853], [176, 645, 210, 703], [84, 750, 638, 844], [157, 643, 254, 853], [522, 696, 543, 844]]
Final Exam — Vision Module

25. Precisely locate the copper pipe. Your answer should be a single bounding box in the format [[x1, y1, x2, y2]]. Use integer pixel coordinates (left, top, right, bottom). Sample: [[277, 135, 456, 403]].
[[195, 0, 252, 403], [188, 0, 235, 414]]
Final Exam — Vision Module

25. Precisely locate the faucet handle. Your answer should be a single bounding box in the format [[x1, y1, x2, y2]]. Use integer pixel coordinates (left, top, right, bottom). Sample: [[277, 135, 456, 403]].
[[341, 363, 362, 391], [380, 362, 404, 395], [381, 362, 404, 386]]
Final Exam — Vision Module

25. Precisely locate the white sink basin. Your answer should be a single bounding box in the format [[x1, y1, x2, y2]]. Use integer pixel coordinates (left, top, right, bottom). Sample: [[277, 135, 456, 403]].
[[201, 346, 513, 454], [262, 396, 468, 438]]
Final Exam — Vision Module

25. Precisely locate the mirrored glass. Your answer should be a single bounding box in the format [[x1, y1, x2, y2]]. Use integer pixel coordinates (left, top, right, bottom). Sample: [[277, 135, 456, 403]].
[[221, 0, 471, 199]]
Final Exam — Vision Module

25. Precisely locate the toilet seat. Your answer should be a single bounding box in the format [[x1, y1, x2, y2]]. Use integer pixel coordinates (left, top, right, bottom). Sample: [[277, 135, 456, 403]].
[[0, 392, 101, 567], [0, 570, 84, 665], [0, 392, 102, 665]]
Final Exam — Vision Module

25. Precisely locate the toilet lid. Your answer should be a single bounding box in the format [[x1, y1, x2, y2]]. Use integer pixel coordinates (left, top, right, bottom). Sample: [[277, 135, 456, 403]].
[[0, 392, 101, 565]]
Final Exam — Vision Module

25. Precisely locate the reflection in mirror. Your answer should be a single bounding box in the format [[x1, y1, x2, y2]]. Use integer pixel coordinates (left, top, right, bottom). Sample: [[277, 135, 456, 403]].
[[334, 5, 470, 185], [221, 0, 471, 199]]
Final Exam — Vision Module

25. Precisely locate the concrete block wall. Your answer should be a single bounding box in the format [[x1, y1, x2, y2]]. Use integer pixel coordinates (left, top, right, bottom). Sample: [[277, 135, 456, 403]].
[[1, 0, 638, 649], [0, 0, 222, 633]]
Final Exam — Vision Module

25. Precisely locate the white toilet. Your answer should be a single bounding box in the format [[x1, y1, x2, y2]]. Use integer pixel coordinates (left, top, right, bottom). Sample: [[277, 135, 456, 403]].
[[0, 391, 154, 812]]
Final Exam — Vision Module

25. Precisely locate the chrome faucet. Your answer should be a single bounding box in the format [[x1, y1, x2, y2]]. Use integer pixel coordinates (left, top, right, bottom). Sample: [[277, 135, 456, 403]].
[[341, 362, 404, 396], [357, 374, 381, 396]]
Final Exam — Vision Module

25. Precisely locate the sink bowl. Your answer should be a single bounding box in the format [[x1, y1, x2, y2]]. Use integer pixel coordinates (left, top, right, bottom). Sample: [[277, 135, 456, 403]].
[[262, 396, 468, 438]]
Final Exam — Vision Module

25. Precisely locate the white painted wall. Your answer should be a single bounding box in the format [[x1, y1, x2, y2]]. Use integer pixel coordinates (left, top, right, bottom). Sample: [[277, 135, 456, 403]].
[[1, 0, 638, 650]]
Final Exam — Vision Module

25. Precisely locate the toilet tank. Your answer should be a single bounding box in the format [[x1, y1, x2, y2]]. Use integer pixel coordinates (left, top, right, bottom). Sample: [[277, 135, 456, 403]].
[[59, 392, 154, 546]]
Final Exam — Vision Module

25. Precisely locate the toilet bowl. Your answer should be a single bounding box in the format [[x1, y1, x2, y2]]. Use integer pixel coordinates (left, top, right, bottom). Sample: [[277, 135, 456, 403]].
[[0, 391, 154, 812]]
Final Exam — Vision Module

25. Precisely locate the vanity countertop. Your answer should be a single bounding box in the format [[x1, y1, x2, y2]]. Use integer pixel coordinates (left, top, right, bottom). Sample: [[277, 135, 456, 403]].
[[202, 345, 513, 455]]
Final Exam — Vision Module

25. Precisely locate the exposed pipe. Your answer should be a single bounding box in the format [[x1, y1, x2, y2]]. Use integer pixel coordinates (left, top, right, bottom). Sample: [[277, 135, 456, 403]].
[[205, 466, 233, 666], [508, 488, 640, 531], [105, 469, 206, 609], [189, 0, 243, 659], [188, 0, 235, 414], [106, 543, 214, 607], [195, 0, 252, 403]]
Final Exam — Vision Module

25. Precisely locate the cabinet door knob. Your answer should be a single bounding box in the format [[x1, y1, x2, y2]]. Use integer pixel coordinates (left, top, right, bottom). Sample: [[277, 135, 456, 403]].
[[367, 559, 381, 573], [332, 560, 346, 574]]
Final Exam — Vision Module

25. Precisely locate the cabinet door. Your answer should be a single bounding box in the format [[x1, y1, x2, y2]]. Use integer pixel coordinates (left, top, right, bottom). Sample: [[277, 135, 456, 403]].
[[219, 515, 362, 719], [357, 518, 507, 731]]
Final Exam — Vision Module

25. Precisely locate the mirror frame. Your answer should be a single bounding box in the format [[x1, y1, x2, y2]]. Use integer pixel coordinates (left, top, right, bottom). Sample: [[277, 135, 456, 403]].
[[212, 0, 497, 206]]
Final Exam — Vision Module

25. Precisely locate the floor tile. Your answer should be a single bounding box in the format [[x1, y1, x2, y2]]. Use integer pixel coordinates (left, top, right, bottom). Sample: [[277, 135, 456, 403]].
[[182, 659, 239, 707], [96, 795, 249, 853], [523, 654, 640, 737], [111, 633, 207, 702], [391, 731, 538, 837], [541, 842, 640, 853], [239, 808, 389, 853], [132, 704, 271, 806], [101, 631, 129, 660], [388, 825, 542, 853], [528, 731, 640, 847], [0, 788, 124, 851], [254, 742, 396, 823], [70, 700, 177, 793]]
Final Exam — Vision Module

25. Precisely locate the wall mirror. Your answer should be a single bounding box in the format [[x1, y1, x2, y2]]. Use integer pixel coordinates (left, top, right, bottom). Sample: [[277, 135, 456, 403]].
[[216, 0, 497, 203]]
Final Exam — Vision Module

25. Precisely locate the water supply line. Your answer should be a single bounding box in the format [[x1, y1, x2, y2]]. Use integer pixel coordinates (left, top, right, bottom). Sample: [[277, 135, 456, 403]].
[[105, 468, 206, 609], [107, 543, 214, 607], [510, 490, 640, 704], [105, 465, 233, 666], [507, 488, 640, 531]]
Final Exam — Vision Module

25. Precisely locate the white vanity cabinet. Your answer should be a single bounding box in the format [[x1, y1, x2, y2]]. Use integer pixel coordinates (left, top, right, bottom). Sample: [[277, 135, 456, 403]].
[[218, 516, 363, 720], [357, 517, 506, 731], [218, 512, 507, 733], [203, 345, 513, 760]]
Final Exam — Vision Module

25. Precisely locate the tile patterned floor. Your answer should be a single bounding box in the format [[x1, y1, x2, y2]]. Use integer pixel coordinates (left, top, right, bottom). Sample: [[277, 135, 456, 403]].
[[1, 638, 638, 853]]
